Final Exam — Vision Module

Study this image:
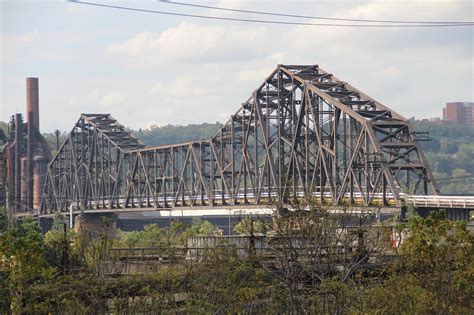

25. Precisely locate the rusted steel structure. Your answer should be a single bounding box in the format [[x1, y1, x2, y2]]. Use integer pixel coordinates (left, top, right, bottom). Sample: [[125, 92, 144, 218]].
[[40, 65, 439, 214], [1, 78, 50, 213]]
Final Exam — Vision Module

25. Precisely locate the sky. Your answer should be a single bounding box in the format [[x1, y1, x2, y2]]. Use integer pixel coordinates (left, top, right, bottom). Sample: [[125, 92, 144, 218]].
[[1, 0, 473, 133]]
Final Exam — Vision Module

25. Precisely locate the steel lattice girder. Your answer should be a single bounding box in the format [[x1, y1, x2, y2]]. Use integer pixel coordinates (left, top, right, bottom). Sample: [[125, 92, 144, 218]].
[[40, 65, 439, 213]]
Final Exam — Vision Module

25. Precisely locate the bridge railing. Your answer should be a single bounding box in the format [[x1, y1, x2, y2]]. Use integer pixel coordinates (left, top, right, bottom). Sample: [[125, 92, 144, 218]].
[[404, 195, 474, 209], [69, 189, 401, 211]]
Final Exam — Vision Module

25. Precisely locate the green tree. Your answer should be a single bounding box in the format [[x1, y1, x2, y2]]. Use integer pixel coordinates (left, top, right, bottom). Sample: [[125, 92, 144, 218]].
[[133, 122, 223, 147], [0, 206, 8, 234], [183, 247, 272, 313], [456, 143, 474, 173], [263, 199, 391, 314], [42, 131, 67, 156], [430, 153, 454, 174], [364, 212, 474, 314], [116, 223, 165, 247], [188, 218, 219, 236], [44, 213, 76, 272], [233, 216, 268, 235], [452, 168, 471, 178], [0, 121, 8, 134], [412, 120, 473, 193], [0, 218, 54, 313], [440, 138, 458, 154]]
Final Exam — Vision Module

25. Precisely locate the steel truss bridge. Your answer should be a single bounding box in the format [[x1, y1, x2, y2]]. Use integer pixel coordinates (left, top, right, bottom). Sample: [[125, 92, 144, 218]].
[[40, 64, 473, 217]]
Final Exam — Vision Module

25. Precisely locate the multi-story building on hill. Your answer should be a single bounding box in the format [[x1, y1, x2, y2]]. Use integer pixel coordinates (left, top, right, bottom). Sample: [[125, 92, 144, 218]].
[[443, 102, 474, 125]]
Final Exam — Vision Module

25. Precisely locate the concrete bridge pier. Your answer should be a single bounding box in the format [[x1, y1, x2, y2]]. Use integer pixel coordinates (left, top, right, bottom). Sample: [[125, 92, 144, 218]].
[[415, 207, 472, 221], [399, 205, 473, 222]]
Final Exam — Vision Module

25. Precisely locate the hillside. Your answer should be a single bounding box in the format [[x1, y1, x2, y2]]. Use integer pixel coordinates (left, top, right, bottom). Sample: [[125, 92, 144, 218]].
[[132, 122, 223, 147], [411, 119, 474, 194], [0, 121, 8, 135]]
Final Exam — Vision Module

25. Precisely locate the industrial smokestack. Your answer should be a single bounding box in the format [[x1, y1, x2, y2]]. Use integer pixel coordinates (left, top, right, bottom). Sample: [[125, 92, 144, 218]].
[[25, 77, 48, 211], [26, 77, 39, 131], [26, 77, 40, 211]]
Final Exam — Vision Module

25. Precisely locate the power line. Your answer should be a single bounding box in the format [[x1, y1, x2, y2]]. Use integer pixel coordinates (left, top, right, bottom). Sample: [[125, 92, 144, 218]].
[[70, 1, 474, 28], [160, 0, 474, 25]]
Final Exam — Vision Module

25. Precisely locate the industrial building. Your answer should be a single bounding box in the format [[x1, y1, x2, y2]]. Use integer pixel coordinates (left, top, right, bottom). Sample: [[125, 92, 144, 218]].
[[0, 78, 51, 217]]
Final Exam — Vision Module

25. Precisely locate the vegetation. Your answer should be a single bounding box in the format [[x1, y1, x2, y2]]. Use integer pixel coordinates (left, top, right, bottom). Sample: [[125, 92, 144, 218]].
[[0, 206, 8, 233], [364, 212, 474, 313], [132, 122, 223, 147], [0, 121, 8, 134], [114, 218, 219, 248], [412, 119, 474, 194], [1, 204, 472, 313], [42, 131, 67, 157], [232, 216, 268, 235], [0, 117, 472, 312]]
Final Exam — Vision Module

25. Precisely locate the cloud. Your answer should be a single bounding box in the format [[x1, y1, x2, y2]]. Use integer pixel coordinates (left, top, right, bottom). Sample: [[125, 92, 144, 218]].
[[100, 0, 472, 125], [150, 76, 206, 97], [99, 93, 127, 107], [66, 2, 87, 13], [2, 0, 472, 132], [104, 0, 472, 75], [144, 73, 236, 126], [1, 31, 41, 64], [105, 21, 270, 67], [2, 31, 40, 46]]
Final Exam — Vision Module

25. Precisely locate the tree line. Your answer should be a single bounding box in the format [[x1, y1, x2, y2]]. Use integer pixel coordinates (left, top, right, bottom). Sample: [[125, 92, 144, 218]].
[[412, 119, 474, 194], [0, 201, 472, 314]]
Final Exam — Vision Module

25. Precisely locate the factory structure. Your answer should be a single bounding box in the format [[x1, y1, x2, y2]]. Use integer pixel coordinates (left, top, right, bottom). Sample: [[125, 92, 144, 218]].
[[0, 78, 51, 215]]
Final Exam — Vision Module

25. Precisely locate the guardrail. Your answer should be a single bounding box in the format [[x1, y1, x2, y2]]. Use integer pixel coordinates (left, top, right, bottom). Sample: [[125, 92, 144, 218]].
[[70, 192, 474, 211], [404, 195, 474, 209]]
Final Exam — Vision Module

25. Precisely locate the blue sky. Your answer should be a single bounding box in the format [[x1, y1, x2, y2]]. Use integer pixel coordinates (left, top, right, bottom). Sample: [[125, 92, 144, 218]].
[[1, 0, 473, 132]]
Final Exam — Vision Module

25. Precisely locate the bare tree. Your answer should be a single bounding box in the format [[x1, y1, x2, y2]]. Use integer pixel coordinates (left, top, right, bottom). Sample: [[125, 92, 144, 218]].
[[263, 196, 392, 313]]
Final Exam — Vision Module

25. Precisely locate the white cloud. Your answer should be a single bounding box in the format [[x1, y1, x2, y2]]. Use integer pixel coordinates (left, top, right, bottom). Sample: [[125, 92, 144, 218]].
[[99, 0, 472, 126], [99, 93, 127, 107], [2, 31, 40, 46], [105, 21, 270, 67], [1, 31, 41, 59], [345, 0, 468, 22], [150, 76, 206, 97], [66, 2, 87, 13], [2, 0, 472, 132]]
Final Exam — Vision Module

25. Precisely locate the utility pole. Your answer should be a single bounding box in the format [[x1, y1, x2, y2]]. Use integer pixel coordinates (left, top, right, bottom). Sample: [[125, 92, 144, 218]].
[[61, 222, 69, 274]]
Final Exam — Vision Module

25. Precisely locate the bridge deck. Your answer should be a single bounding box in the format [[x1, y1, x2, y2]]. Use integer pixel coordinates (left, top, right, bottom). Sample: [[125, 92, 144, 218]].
[[28, 194, 474, 220]]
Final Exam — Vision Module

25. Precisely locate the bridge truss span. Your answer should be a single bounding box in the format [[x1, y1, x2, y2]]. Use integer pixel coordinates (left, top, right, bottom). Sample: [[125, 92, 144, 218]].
[[41, 64, 439, 214]]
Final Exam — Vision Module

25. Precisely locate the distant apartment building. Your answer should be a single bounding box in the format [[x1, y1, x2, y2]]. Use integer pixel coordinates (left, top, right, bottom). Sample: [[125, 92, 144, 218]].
[[442, 102, 474, 125]]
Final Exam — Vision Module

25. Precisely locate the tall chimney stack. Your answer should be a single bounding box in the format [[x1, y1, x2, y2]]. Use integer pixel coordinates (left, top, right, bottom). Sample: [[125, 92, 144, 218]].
[[26, 77, 39, 131]]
